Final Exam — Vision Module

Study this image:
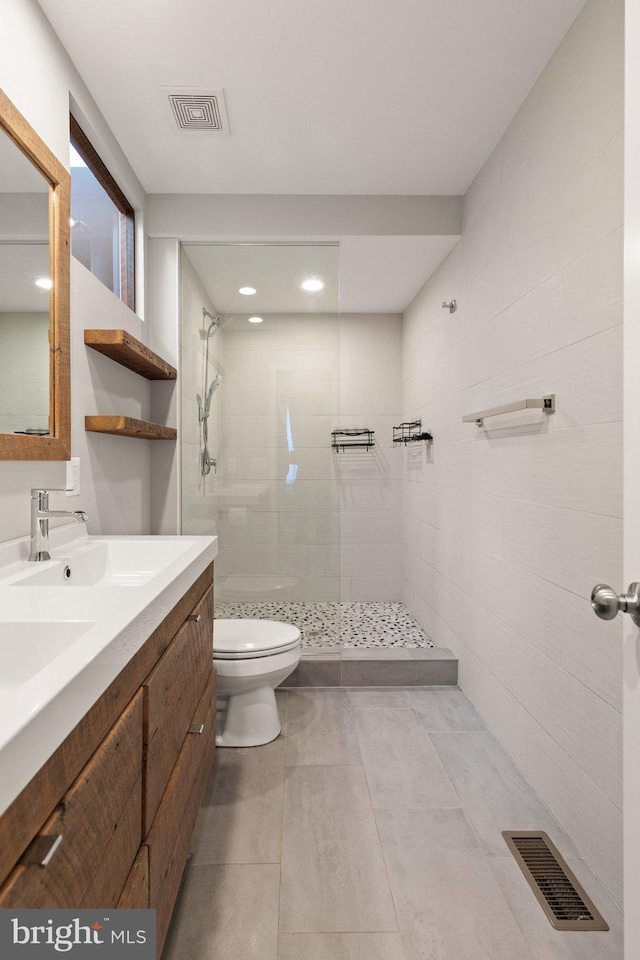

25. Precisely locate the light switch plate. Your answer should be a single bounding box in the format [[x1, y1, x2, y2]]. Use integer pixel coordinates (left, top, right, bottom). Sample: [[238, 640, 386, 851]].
[[65, 457, 80, 497]]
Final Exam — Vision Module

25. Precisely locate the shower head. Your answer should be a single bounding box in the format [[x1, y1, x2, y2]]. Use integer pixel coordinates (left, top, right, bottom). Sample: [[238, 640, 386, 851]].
[[200, 373, 222, 421], [202, 308, 222, 337]]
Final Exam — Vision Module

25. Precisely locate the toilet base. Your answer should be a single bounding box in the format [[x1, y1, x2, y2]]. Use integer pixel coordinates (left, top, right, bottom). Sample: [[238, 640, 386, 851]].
[[216, 686, 282, 747]]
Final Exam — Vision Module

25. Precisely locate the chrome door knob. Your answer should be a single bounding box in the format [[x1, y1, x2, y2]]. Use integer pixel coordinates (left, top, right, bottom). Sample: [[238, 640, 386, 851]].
[[591, 582, 640, 626]]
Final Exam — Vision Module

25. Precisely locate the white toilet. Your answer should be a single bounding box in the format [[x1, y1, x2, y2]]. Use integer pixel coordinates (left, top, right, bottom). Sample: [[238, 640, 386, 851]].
[[213, 619, 301, 747]]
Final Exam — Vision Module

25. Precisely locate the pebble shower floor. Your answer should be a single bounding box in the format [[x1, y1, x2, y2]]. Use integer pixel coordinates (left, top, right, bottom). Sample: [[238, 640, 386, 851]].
[[214, 601, 434, 650]]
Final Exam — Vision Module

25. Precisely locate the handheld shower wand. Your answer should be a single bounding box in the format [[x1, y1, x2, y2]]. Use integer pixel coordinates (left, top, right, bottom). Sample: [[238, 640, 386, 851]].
[[200, 373, 222, 475], [199, 373, 222, 422]]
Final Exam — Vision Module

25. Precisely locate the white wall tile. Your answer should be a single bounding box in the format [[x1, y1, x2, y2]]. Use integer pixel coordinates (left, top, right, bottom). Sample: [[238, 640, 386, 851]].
[[401, 0, 623, 899]]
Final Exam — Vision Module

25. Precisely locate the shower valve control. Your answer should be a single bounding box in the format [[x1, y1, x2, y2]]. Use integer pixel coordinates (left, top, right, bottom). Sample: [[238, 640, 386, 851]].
[[591, 582, 640, 627]]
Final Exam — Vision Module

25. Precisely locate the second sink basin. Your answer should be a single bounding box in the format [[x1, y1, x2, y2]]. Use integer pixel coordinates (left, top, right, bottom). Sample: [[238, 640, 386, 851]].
[[12, 538, 195, 588], [0, 621, 94, 693]]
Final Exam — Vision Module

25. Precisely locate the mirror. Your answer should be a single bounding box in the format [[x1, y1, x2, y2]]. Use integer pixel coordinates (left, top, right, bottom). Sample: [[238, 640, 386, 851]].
[[0, 89, 70, 460]]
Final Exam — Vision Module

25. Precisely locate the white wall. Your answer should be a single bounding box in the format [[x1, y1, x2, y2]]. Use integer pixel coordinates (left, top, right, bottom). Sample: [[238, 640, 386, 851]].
[[402, 0, 623, 901], [0, 313, 49, 435], [0, 0, 152, 543], [339, 314, 403, 600], [148, 238, 180, 536]]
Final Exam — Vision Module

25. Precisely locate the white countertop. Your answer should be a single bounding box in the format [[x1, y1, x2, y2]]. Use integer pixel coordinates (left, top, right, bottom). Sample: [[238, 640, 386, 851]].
[[0, 525, 217, 816]]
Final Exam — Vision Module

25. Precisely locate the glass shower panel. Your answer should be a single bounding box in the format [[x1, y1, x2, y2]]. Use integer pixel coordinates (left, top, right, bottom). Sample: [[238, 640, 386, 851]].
[[180, 243, 340, 655]]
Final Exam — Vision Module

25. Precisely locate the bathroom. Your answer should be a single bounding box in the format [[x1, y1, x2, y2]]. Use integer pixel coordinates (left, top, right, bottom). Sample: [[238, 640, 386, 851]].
[[0, 0, 633, 956]]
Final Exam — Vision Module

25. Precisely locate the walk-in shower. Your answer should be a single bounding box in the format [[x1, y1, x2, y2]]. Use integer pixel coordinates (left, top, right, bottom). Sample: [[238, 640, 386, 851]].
[[179, 243, 431, 655]]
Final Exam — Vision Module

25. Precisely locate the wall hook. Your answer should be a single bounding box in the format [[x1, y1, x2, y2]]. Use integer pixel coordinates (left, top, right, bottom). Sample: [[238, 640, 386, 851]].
[[442, 299, 457, 314]]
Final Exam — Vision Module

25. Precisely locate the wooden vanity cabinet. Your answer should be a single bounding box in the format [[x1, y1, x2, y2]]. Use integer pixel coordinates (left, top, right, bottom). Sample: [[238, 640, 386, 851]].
[[0, 692, 144, 910], [143, 584, 213, 833], [0, 564, 216, 958], [118, 846, 150, 910]]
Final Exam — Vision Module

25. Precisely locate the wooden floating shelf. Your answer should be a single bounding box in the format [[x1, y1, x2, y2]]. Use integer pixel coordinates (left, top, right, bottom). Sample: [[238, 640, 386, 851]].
[[84, 329, 177, 380], [85, 416, 177, 440]]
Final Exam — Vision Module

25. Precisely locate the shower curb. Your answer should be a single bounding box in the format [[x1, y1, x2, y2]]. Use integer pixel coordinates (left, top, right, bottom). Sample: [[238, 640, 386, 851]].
[[282, 648, 457, 687]]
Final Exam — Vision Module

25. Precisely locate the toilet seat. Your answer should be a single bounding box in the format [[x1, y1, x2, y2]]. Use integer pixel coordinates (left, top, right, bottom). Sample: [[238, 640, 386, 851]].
[[213, 618, 301, 660]]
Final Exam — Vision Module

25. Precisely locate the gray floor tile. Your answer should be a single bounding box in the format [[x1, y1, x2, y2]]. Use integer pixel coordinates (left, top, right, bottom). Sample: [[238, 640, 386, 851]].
[[283, 660, 342, 687], [285, 689, 361, 766], [490, 856, 622, 959], [376, 806, 531, 960], [279, 933, 407, 959], [280, 765, 398, 933], [347, 688, 413, 709], [409, 687, 486, 731], [342, 658, 457, 686], [430, 731, 580, 859], [190, 739, 284, 864], [163, 863, 280, 960], [354, 708, 460, 809]]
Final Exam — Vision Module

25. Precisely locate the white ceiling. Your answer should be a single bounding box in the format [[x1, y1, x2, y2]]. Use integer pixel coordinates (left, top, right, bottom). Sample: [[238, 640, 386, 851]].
[[183, 244, 340, 314], [36, 0, 586, 312], [39, 0, 586, 196], [338, 236, 457, 312], [183, 236, 457, 314]]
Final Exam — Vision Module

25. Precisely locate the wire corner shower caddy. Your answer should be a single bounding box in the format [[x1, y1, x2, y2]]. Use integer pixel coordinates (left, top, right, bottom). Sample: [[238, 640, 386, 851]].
[[393, 420, 433, 444], [331, 428, 375, 451]]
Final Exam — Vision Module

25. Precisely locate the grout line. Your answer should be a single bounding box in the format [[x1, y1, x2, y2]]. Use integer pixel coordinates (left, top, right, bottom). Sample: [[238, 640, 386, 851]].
[[277, 695, 289, 956], [351, 709, 403, 941]]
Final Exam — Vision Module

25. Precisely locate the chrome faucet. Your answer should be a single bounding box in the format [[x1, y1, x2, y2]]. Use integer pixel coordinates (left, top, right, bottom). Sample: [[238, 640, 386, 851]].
[[29, 489, 89, 562]]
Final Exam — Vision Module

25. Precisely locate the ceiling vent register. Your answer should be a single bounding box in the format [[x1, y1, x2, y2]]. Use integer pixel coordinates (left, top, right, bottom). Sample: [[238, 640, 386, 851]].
[[166, 89, 229, 132]]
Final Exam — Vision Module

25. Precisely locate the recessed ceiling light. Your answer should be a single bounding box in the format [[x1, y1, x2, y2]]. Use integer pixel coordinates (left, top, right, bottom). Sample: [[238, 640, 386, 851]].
[[35, 278, 52, 290], [301, 278, 324, 292], [248, 316, 264, 324], [239, 286, 256, 295]]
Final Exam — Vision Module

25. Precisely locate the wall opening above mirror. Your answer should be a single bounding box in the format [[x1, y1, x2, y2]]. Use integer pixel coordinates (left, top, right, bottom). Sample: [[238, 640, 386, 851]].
[[70, 115, 135, 311], [0, 89, 71, 461]]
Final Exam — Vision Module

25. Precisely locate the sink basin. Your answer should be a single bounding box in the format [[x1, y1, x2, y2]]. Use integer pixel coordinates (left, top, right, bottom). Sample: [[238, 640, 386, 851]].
[[12, 538, 195, 588], [0, 621, 94, 693], [0, 530, 217, 815]]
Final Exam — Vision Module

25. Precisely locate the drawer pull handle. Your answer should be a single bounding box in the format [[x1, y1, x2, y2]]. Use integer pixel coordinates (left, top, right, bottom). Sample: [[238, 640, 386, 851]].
[[187, 613, 201, 623], [21, 834, 64, 868], [188, 723, 205, 735]]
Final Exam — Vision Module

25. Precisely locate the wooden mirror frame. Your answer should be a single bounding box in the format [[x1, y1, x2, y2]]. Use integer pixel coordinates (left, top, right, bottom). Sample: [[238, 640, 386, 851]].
[[0, 89, 71, 461]]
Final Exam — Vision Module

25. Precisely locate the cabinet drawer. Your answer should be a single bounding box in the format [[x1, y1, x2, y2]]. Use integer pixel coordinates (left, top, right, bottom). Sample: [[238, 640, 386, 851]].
[[117, 846, 149, 909], [146, 669, 216, 954], [144, 585, 213, 832], [0, 692, 143, 909]]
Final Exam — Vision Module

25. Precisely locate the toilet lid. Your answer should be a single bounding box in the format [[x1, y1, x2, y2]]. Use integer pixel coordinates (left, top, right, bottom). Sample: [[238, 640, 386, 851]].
[[213, 618, 301, 659]]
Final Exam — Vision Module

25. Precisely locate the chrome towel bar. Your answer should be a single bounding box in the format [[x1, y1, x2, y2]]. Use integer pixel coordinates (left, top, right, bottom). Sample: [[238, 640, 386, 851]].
[[462, 394, 555, 426]]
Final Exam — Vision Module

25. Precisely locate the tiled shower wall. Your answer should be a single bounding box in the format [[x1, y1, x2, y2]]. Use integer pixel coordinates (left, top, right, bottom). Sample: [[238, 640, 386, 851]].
[[214, 312, 341, 602], [180, 251, 223, 536], [215, 311, 403, 602], [402, 0, 623, 901], [339, 314, 403, 600], [179, 295, 403, 602]]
